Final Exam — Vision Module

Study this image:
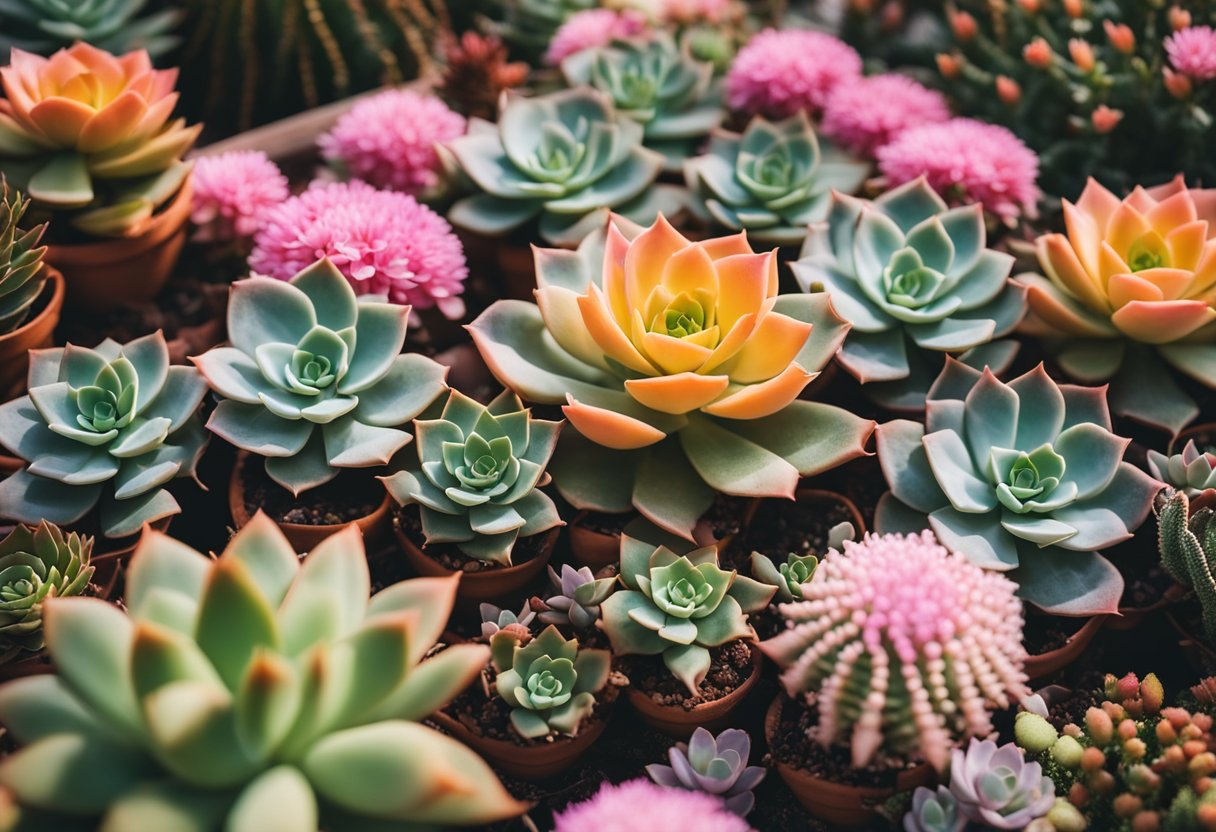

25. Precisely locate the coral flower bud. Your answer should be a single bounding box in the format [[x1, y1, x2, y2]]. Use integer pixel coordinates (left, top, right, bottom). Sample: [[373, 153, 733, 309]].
[[1132, 812, 1162, 832], [1092, 105, 1123, 133], [1169, 6, 1192, 30], [1164, 67, 1194, 99], [1018, 0, 1041, 12], [1115, 794, 1144, 817], [1105, 21, 1136, 53], [1118, 718, 1138, 740], [1081, 746, 1107, 773], [1087, 707, 1115, 744], [937, 52, 963, 78], [1063, 0, 1083, 16], [997, 75, 1022, 103], [1024, 36, 1054, 67], [951, 10, 978, 41], [1158, 719, 1178, 744], [1069, 38, 1096, 71]]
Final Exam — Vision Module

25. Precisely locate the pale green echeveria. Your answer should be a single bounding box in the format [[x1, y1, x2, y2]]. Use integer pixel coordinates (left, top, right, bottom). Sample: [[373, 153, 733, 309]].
[[684, 112, 869, 246], [193, 258, 448, 496], [750, 519, 852, 602], [442, 87, 685, 246], [793, 178, 1028, 411], [0, 332, 208, 538], [0, 522, 93, 656], [599, 524, 774, 694], [1147, 440, 1216, 498], [561, 34, 724, 172], [380, 389, 562, 566], [0, 515, 526, 830], [874, 360, 1160, 616], [491, 624, 610, 739]]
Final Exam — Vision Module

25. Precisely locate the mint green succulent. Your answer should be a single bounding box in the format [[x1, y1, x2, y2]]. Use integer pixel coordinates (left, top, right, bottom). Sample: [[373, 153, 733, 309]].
[[0, 180, 48, 334], [0, 515, 526, 829], [683, 112, 868, 246], [381, 389, 562, 566], [875, 359, 1160, 616], [750, 520, 852, 602], [0, 0, 181, 58], [599, 525, 774, 694], [0, 522, 93, 657], [490, 624, 611, 739], [441, 87, 684, 246], [0, 332, 208, 538], [561, 34, 724, 172], [193, 258, 447, 496], [1148, 440, 1216, 498], [793, 178, 1029, 411]]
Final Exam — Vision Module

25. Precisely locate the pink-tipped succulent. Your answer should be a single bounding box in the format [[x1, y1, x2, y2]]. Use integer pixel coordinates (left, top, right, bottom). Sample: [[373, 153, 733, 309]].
[[761, 531, 1029, 771], [724, 28, 862, 119], [553, 779, 750, 832], [318, 89, 466, 196], [190, 150, 288, 244], [821, 74, 952, 159]]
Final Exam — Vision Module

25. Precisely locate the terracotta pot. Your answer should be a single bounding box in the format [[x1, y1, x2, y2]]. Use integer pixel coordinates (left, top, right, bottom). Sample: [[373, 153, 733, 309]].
[[431, 704, 612, 780], [48, 176, 193, 311], [568, 511, 633, 570], [627, 641, 762, 738], [0, 268, 63, 399], [1023, 614, 1107, 682], [1108, 582, 1190, 631], [765, 696, 934, 827], [228, 452, 392, 554], [394, 521, 557, 605]]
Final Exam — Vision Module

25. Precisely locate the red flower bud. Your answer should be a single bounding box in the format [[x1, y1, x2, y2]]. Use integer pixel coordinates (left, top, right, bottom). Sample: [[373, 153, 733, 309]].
[[1024, 36, 1054, 68], [937, 53, 963, 79], [1092, 105, 1123, 133], [1069, 39, 1096, 71], [951, 10, 978, 41], [1169, 6, 1192, 30], [1105, 21, 1135, 54], [996, 75, 1022, 104]]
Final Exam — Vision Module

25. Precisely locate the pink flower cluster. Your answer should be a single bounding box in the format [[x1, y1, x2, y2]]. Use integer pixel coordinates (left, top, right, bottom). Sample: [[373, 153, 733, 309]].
[[318, 89, 466, 195], [190, 150, 288, 243], [724, 28, 862, 118], [821, 74, 952, 158], [545, 9, 650, 65], [877, 118, 1040, 221], [249, 181, 468, 319], [553, 779, 750, 832], [1166, 25, 1216, 81]]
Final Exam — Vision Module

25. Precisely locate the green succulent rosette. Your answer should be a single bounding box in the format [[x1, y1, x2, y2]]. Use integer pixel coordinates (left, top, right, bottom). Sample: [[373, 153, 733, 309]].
[[875, 360, 1160, 616], [441, 87, 686, 247], [793, 178, 1029, 410], [0, 521, 93, 657], [561, 34, 724, 172], [0, 0, 180, 58], [0, 331, 208, 538], [683, 112, 869, 246], [381, 389, 563, 566], [490, 625, 611, 739], [0, 180, 48, 334], [192, 258, 448, 496]]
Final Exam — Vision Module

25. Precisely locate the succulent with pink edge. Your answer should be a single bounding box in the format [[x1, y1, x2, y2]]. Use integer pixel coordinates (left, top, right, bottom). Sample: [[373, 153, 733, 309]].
[[946, 738, 1057, 829], [554, 778, 752, 832], [535, 564, 616, 632], [1018, 177, 1216, 434], [1148, 440, 1216, 497], [467, 213, 874, 539], [875, 360, 1160, 616], [760, 531, 1029, 771], [646, 727, 765, 816]]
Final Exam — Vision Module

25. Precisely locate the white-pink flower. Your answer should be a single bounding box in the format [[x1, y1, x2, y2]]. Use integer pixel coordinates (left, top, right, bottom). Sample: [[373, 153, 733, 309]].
[[821, 74, 952, 158], [1165, 25, 1216, 81], [545, 9, 650, 65], [724, 28, 862, 118], [190, 151, 288, 243]]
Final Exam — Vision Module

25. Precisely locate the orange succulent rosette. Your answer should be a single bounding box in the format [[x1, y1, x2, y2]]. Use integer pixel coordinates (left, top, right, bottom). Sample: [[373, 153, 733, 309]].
[[468, 214, 874, 537], [1018, 177, 1216, 433]]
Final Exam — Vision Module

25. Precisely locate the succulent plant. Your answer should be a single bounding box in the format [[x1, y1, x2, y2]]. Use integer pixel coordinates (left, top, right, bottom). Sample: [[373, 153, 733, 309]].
[[441, 87, 682, 246], [1019, 177, 1216, 435], [875, 360, 1160, 616], [0, 515, 526, 828], [0, 179, 47, 335], [684, 112, 869, 246], [1157, 488, 1216, 644], [949, 738, 1057, 829], [481, 600, 537, 639], [1149, 441, 1216, 497], [468, 213, 874, 539], [761, 531, 1029, 770], [535, 563, 616, 631], [750, 519, 851, 603], [490, 623, 611, 739], [793, 177, 1028, 410], [646, 727, 765, 816], [193, 258, 447, 497], [0, 0, 181, 58], [0, 522, 93, 657], [0, 331, 208, 538], [561, 33, 724, 172], [599, 525, 774, 694], [904, 786, 965, 832], [381, 389, 562, 566], [0, 44, 200, 237]]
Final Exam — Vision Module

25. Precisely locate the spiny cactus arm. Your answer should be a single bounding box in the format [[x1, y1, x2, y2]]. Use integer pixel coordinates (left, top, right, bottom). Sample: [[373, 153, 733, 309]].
[[1158, 488, 1197, 586]]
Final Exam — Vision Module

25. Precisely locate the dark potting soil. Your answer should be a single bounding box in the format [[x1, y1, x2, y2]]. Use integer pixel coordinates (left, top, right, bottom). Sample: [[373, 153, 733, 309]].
[[629, 640, 754, 710], [700, 494, 753, 543], [1045, 672, 1104, 730], [575, 511, 632, 538], [1022, 612, 1086, 656], [241, 459, 383, 526], [740, 493, 856, 575], [396, 504, 550, 571], [59, 277, 225, 348]]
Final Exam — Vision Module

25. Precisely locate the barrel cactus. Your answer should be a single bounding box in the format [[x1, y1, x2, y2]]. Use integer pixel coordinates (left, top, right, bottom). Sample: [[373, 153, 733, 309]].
[[0, 179, 48, 335], [0, 0, 180, 58], [1148, 440, 1216, 497], [441, 87, 682, 246], [0, 331, 208, 538], [381, 389, 562, 566], [875, 360, 1160, 616], [0, 515, 526, 828], [683, 112, 869, 246], [792, 178, 1028, 410], [192, 258, 448, 496], [561, 33, 724, 172], [0, 522, 93, 657]]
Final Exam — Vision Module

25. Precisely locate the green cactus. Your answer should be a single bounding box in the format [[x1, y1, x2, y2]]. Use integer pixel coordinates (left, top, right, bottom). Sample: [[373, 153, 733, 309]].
[[0, 180, 48, 335], [0, 522, 94, 657], [1157, 487, 1216, 644]]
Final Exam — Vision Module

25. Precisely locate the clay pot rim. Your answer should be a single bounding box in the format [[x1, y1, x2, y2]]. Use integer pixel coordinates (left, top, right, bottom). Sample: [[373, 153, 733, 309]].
[[430, 695, 613, 756], [392, 516, 560, 580], [1023, 612, 1107, 681], [0, 267, 63, 346], [47, 177, 194, 262], [627, 639, 763, 724]]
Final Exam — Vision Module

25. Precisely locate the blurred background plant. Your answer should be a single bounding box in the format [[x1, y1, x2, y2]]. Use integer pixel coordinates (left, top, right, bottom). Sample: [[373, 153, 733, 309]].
[[0, 0, 182, 59]]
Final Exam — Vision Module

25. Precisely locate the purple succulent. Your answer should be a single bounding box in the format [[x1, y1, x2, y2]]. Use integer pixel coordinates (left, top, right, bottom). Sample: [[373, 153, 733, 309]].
[[479, 601, 536, 639], [535, 564, 615, 632], [646, 727, 766, 816], [949, 738, 1056, 829]]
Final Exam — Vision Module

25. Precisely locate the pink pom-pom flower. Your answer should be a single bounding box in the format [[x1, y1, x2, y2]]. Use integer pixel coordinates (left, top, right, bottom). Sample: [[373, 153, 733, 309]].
[[877, 118, 1040, 221], [318, 89, 466, 196], [1165, 25, 1216, 81], [724, 28, 862, 118], [190, 150, 288, 243], [553, 779, 750, 832], [249, 181, 468, 319], [821, 74, 952, 158], [545, 9, 650, 65]]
